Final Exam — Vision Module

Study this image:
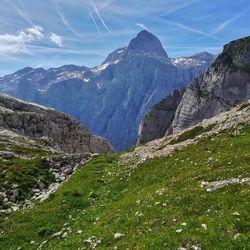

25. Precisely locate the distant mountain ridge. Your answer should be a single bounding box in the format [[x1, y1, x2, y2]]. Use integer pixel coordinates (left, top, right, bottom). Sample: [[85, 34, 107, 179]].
[[138, 35, 250, 144], [0, 30, 215, 151]]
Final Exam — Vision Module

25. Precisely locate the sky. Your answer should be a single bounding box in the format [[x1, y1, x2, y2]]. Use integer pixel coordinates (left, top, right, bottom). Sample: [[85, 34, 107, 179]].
[[0, 0, 250, 76]]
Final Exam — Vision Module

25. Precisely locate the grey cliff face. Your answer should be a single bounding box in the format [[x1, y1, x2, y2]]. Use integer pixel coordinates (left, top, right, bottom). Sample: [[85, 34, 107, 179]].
[[138, 36, 250, 144], [0, 94, 114, 154], [137, 88, 185, 144], [0, 30, 214, 151], [169, 36, 250, 134]]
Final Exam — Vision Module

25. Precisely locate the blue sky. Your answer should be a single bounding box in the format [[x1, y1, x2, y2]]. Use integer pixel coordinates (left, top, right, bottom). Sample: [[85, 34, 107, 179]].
[[0, 0, 249, 76]]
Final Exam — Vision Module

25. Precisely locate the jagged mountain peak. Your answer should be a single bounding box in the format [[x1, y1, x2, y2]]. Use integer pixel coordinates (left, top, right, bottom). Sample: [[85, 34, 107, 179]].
[[102, 30, 170, 65], [127, 30, 170, 59]]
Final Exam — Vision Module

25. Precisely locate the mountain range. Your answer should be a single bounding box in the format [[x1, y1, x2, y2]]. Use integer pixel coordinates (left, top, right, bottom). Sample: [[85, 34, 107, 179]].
[[0, 30, 215, 151]]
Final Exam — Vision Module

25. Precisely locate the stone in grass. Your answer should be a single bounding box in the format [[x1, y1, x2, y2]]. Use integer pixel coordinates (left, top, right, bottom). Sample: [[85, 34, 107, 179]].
[[62, 232, 68, 238], [201, 224, 208, 230], [84, 236, 101, 249], [114, 232, 125, 239], [232, 212, 240, 216], [52, 231, 62, 237], [175, 229, 182, 233]]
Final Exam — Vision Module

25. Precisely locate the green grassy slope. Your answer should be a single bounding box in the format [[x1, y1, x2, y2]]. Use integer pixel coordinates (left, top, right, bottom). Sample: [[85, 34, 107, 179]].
[[0, 126, 250, 249]]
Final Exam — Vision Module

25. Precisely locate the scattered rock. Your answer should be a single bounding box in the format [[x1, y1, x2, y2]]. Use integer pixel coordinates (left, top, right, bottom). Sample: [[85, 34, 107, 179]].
[[200, 178, 250, 192], [175, 229, 182, 233], [114, 232, 124, 239], [232, 212, 240, 216], [234, 233, 241, 239], [84, 236, 101, 249]]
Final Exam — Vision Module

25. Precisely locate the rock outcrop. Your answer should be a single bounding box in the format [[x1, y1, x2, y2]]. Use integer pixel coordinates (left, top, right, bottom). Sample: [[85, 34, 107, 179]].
[[169, 36, 250, 134], [0, 30, 214, 151], [0, 93, 114, 154], [138, 36, 250, 143]]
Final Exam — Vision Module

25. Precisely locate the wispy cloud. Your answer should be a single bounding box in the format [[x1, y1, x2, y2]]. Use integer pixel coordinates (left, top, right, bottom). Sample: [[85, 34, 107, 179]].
[[0, 53, 21, 62], [0, 25, 44, 53], [27, 45, 107, 57], [54, 2, 82, 37], [5, 0, 33, 26], [159, 0, 200, 17], [136, 23, 150, 31], [50, 32, 63, 47], [165, 20, 218, 40], [88, 9, 102, 36], [91, 1, 112, 33], [212, 10, 247, 35]]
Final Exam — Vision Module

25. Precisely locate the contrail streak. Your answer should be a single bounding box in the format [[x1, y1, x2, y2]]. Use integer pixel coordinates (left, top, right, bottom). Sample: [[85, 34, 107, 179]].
[[88, 9, 102, 36], [91, 1, 112, 33]]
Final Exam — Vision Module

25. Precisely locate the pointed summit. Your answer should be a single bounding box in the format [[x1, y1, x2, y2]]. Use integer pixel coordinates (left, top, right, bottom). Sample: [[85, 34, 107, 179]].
[[127, 30, 170, 59], [102, 30, 170, 65]]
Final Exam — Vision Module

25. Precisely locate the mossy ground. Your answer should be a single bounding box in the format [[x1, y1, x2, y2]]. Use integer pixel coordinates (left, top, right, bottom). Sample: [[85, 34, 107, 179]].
[[0, 126, 249, 249]]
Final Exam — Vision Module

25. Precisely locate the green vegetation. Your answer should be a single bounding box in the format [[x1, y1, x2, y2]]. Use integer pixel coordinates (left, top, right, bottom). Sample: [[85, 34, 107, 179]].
[[0, 158, 54, 203], [169, 124, 216, 145], [196, 90, 210, 98], [237, 36, 250, 56], [0, 143, 56, 203], [231, 63, 250, 73], [0, 125, 249, 249]]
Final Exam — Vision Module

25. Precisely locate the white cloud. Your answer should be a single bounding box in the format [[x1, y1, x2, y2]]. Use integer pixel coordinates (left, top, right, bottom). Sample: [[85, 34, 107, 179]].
[[136, 23, 149, 31], [0, 25, 44, 53], [50, 32, 63, 47]]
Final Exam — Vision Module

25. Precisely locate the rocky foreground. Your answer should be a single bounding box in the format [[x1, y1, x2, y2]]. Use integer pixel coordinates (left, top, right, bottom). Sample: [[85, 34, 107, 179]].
[[0, 93, 113, 214]]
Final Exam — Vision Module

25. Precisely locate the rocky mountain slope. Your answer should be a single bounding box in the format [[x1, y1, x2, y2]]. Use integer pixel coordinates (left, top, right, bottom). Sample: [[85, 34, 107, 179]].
[[138, 36, 250, 144], [0, 93, 113, 154], [1, 101, 249, 249], [0, 93, 113, 214], [137, 88, 185, 144], [0, 30, 214, 151]]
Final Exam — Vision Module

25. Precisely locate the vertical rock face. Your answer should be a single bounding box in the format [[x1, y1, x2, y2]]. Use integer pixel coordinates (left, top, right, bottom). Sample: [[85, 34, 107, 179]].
[[137, 35, 250, 144], [169, 36, 250, 134], [0, 94, 114, 154], [0, 30, 214, 151], [137, 88, 185, 144]]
